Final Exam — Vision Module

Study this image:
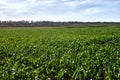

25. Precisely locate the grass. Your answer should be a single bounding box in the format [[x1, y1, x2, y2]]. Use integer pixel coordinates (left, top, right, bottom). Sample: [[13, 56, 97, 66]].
[[0, 27, 120, 79]]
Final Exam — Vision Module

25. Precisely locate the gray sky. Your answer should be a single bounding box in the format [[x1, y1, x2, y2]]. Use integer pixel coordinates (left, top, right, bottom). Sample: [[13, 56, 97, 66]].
[[0, 0, 120, 22]]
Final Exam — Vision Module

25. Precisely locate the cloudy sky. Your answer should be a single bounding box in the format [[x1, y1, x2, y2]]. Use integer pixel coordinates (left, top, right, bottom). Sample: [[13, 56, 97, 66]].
[[0, 0, 120, 21]]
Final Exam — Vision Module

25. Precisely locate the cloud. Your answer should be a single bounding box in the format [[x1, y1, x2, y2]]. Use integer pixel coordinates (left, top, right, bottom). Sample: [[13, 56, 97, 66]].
[[84, 7, 103, 14], [0, 0, 120, 21]]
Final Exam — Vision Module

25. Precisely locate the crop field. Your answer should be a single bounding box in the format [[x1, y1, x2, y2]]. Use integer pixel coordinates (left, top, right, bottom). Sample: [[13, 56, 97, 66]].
[[0, 27, 120, 79]]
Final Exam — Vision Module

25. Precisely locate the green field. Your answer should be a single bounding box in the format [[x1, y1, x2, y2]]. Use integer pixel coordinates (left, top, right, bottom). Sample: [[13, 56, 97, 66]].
[[0, 27, 120, 79]]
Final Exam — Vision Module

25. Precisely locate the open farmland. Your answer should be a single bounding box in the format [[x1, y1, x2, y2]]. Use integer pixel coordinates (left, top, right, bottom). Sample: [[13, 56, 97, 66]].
[[0, 27, 120, 79]]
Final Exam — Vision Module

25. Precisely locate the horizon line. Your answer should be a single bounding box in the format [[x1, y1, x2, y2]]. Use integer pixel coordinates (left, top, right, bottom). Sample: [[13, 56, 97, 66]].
[[0, 20, 120, 23]]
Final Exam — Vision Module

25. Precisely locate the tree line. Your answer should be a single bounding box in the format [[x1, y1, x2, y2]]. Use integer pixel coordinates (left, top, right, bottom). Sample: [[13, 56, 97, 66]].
[[0, 20, 120, 27]]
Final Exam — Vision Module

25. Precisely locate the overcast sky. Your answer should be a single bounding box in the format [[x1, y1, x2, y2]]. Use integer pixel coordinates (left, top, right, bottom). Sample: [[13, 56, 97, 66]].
[[0, 0, 120, 22]]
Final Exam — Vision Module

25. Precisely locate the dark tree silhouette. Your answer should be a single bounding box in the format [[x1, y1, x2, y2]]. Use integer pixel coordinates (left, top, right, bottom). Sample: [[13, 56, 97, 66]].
[[0, 20, 120, 27]]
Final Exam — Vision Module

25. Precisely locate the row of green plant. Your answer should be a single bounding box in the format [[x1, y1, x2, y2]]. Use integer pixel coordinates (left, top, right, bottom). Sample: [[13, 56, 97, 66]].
[[0, 27, 120, 79]]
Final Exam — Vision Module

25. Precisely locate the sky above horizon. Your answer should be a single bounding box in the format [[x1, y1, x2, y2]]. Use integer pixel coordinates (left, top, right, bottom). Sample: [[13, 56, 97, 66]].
[[0, 0, 120, 22]]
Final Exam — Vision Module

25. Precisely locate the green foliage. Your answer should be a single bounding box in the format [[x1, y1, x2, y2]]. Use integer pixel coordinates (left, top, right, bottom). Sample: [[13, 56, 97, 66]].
[[0, 27, 120, 79]]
